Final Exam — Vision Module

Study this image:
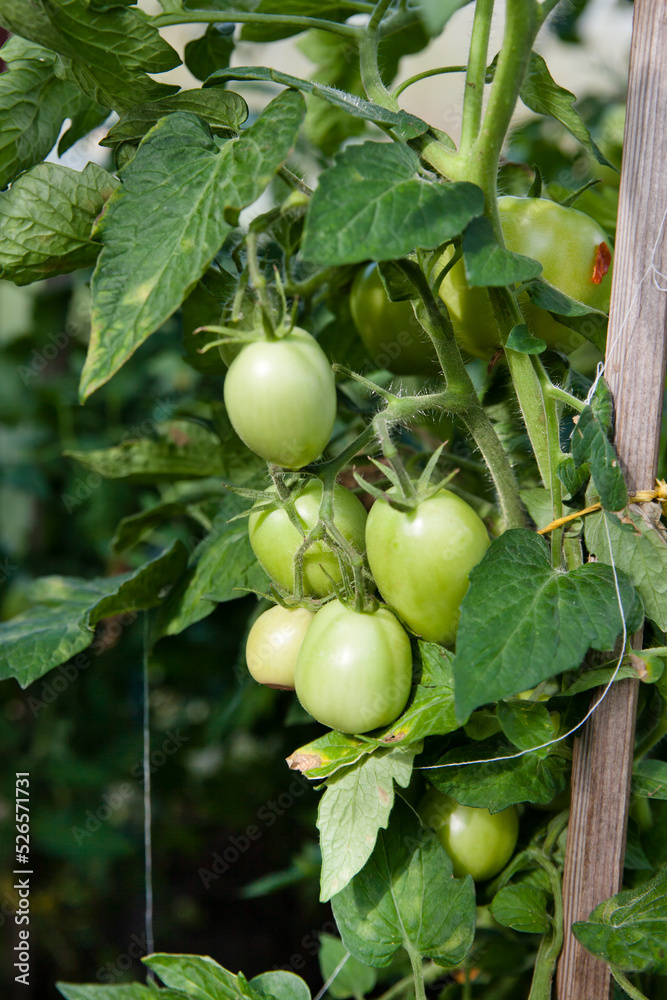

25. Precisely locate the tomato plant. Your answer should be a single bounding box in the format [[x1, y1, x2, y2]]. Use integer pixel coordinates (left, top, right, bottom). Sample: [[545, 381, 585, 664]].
[[245, 605, 315, 689], [223, 328, 337, 469], [349, 263, 439, 375], [248, 479, 367, 597], [0, 4, 664, 1000], [293, 599, 412, 734], [419, 787, 519, 881], [365, 488, 490, 644]]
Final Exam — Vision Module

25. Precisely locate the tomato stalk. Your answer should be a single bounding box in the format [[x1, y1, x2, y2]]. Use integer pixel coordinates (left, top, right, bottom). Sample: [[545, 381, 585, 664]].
[[458, 0, 494, 155], [359, 0, 400, 109], [609, 968, 650, 1000], [150, 8, 361, 36], [406, 945, 427, 1000], [395, 259, 526, 530]]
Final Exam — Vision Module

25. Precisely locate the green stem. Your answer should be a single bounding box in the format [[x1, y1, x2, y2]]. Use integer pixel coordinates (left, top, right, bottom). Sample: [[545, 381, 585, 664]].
[[375, 962, 442, 1000], [407, 949, 427, 1000], [359, 0, 399, 108], [151, 10, 360, 35], [460, 0, 494, 153], [392, 65, 467, 99], [245, 232, 275, 331], [527, 856, 564, 1000], [471, 0, 538, 220], [488, 288, 552, 490], [397, 261, 525, 529], [376, 414, 417, 500], [563, 536, 584, 571], [545, 385, 586, 413], [610, 967, 650, 1000], [535, 364, 564, 566]]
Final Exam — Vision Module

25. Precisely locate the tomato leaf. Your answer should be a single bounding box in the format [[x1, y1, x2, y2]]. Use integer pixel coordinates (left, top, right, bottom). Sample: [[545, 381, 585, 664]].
[[490, 884, 550, 934], [372, 642, 459, 745], [572, 863, 667, 972], [66, 419, 262, 485], [0, 162, 117, 286], [154, 494, 268, 639], [585, 510, 667, 630], [415, 0, 473, 35], [0, 542, 187, 688], [633, 760, 667, 801], [250, 972, 311, 1000], [426, 737, 569, 810], [204, 66, 428, 140], [318, 934, 376, 1000], [505, 323, 547, 354], [144, 953, 259, 1000], [571, 403, 628, 513], [0, 37, 99, 190], [101, 88, 248, 150], [317, 745, 417, 903], [301, 142, 484, 265], [58, 986, 188, 1000], [520, 51, 616, 169], [331, 797, 475, 968], [497, 700, 558, 751], [185, 24, 235, 82], [0, 0, 180, 112], [462, 216, 542, 287], [453, 529, 643, 721], [525, 277, 608, 351], [81, 89, 305, 400], [286, 731, 373, 781]]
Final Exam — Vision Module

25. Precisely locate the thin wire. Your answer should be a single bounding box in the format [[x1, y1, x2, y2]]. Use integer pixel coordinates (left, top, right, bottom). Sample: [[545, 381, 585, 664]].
[[143, 611, 155, 974], [313, 952, 351, 1000], [421, 514, 628, 771]]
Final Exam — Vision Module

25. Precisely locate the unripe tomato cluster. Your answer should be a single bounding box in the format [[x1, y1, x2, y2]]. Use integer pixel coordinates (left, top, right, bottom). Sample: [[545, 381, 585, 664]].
[[220, 251, 529, 878], [220, 301, 492, 734]]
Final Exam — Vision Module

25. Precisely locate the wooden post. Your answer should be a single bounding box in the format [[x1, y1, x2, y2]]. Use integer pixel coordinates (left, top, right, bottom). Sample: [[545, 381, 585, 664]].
[[556, 3, 667, 998]]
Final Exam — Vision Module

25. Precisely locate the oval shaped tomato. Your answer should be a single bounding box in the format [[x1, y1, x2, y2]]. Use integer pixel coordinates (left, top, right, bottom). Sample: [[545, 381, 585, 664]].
[[350, 264, 440, 376], [248, 479, 367, 598], [365, 488, 489, 645], [223, 327, 336, 470], [294, 599, 413, 733], [419, 787, 519, 881], [438, 197, 613, 357], [245, 605, 315, 689]]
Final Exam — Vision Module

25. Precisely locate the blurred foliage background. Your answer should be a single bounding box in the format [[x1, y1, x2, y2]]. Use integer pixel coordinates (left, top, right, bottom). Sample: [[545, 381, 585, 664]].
[[2, 1, 666, 998]]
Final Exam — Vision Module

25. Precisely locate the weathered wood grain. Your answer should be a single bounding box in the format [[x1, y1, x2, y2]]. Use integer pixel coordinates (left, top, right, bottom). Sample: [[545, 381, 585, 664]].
[[556, 2, 667, 997]]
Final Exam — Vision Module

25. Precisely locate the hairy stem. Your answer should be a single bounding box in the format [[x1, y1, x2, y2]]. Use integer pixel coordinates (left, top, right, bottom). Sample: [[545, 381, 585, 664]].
[[460, 0, 494, 153], [397, 261, 525, 529]]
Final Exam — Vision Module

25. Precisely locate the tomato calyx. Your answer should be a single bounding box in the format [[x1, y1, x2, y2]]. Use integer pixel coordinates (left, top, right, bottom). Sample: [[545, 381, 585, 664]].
[[355, 442, 458, 514]]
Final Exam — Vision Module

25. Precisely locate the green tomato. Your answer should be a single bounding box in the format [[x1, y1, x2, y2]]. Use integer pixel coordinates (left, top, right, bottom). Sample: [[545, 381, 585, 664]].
[[245, 605, 315, 689], [350, 263, 440, 376], [223, 327, 336, 470], [248, 479, 367, 598], [419, 787, 519, 881], [438, 196, 613, 357], [365, 488, 490, 645], [294, 599, 413, 733]]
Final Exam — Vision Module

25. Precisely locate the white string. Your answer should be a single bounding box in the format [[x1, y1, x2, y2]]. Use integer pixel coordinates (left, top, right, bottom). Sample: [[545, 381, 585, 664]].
[[313, 952, 351, 1000], [421, 506, 629, 771], [586, 204, 667, 405]]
